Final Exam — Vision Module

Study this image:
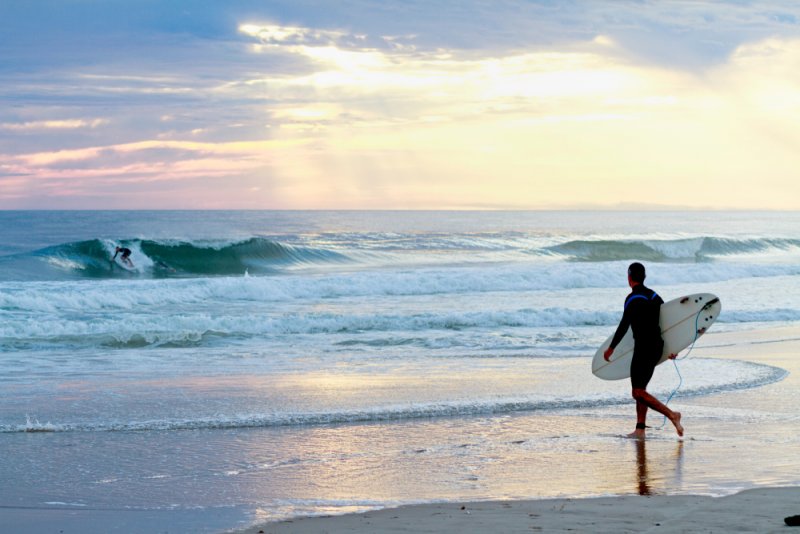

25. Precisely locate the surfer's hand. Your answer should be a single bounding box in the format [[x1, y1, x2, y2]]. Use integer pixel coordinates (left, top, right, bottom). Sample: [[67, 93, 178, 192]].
[[603, 347, 614, 361]]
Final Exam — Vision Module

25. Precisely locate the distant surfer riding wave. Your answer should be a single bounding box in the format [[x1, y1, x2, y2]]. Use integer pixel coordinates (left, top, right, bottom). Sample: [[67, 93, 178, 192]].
[[112, 246, 134, 268]]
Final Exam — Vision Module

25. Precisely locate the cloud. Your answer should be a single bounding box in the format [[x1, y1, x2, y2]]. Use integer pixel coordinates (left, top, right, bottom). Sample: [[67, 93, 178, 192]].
[[226, 24, 800, 209], [0, 119, 109, 131], [4, 3, 800, 208], [234, 22, 664, 132], [9, 137, 307, 167], [239, 23, 357, 47], [0, 136, 311, 208]]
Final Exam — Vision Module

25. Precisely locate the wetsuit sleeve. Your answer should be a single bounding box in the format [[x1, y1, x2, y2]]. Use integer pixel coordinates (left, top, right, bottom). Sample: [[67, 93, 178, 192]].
[[609, 305, 632, 349]]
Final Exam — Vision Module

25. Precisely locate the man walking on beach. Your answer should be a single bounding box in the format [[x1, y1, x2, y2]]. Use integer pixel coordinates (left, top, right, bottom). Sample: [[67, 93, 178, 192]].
[[604, 262, 684, 439]]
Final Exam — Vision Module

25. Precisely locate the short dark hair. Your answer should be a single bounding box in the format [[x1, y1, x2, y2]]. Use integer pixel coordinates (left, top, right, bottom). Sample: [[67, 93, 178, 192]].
[[628, 262, 646, 283]]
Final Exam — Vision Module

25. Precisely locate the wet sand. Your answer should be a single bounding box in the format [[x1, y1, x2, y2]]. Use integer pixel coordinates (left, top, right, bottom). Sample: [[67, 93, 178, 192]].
[[237, 325, 800, 533]]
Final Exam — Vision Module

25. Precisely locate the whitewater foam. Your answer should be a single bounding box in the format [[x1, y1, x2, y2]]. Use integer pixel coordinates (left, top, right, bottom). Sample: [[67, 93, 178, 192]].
[[3, 259, 800, 314], [7, 303, 799, 351]]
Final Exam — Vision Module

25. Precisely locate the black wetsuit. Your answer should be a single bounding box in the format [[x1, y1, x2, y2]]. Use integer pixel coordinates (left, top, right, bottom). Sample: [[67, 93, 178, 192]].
[[115, 248, 131, 259], [609, 284, 664, 389]]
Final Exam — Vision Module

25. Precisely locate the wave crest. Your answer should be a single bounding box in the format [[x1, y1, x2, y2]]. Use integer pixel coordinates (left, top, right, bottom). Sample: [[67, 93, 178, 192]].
[[545, 237, 800, 262], [6, 237, 350, 279]]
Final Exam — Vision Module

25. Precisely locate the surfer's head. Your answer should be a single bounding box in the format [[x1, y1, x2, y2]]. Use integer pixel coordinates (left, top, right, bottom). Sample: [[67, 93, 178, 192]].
[[628, 262, 646, 284]]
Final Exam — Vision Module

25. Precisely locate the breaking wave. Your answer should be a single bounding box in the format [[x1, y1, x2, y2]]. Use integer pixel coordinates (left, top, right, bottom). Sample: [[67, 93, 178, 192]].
[[0, 237, 351, 279], [545, 237, 800, 262], [3, 234, 799, 281]]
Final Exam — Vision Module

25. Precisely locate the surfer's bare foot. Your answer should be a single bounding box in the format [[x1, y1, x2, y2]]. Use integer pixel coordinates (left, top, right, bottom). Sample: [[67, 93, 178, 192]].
[[670, 412, 684, 437], [627, 429, 646, 440]]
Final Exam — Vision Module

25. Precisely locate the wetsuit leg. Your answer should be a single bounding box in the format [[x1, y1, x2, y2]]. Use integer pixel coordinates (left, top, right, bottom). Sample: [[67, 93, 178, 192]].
[[630, 340, 663, 389]]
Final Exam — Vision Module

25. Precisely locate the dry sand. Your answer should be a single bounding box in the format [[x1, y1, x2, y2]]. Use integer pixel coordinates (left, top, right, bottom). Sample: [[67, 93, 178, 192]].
[[240, 486, 800, 533]]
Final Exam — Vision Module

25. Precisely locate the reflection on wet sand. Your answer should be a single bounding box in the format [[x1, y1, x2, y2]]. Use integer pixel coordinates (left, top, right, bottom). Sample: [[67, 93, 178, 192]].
[[635, 439, 684, 495]]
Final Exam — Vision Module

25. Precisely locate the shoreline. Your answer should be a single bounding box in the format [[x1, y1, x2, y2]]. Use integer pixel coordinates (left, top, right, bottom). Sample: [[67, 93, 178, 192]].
[[237, 486, 800, 533]]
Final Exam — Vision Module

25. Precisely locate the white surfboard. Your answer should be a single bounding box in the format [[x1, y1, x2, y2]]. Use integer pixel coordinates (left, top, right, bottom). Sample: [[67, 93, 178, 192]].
[[592, 293, 721, 380], [112, 256, 135, 272]]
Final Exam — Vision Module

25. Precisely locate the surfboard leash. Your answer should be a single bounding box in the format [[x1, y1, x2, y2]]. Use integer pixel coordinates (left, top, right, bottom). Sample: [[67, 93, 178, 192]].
[[654, 300, 716, 430]]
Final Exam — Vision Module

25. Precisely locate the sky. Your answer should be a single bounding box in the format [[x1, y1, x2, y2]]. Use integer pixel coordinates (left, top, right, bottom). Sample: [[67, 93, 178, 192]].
[[2, 0, 800, 210]]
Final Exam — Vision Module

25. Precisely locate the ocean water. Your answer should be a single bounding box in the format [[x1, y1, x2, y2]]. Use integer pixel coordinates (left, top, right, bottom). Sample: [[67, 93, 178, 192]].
[[1, 210, 799, 532]]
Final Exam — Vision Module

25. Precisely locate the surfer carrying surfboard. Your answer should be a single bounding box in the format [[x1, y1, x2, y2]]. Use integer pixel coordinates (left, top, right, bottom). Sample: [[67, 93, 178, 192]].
[[604, 262, 684, 439], [113, 246, 134, 268]]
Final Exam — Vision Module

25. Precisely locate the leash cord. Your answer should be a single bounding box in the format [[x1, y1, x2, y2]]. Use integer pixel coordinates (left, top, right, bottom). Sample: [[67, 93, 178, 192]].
[[654, 308, 702, 430]]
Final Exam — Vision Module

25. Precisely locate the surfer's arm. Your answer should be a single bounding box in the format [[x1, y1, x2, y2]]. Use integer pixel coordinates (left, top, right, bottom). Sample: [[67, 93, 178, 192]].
[[112, 250, 118, 260], [605, 313, 630, 361], [609, 307, 632, 350]]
